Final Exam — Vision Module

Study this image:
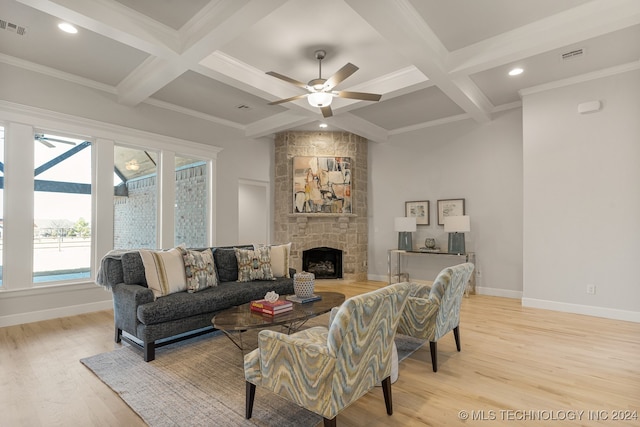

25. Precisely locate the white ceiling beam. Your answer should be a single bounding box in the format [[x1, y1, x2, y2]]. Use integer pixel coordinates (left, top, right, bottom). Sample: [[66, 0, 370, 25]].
[[346, 65, 434, 101], [17, 0, 180, 56], [179, 0, 287, 62], [198, 51, 309, 105], [244, 105, 389, 143], [327, 113, 389, 143], [245, 112, 316, 139], [345, 0, 491, 123], [447, 0, 640, 76], [117, 0, 287, 106]]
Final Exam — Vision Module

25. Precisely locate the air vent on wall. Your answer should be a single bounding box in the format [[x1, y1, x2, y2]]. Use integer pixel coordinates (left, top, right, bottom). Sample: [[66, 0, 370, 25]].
[[561, 48, 584, 61], [0, 19, 27, 35]]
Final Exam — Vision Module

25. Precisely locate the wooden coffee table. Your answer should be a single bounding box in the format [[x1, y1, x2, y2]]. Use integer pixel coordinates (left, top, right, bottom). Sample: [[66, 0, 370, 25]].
[[212, 291, 345, 353]]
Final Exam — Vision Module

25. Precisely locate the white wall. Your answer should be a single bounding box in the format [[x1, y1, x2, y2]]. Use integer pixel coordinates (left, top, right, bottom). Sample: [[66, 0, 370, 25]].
[[215, 138, 274, 245], [522, 69, 640, 321], [238, 179, 269, 245], [368, 109, 524, 297]]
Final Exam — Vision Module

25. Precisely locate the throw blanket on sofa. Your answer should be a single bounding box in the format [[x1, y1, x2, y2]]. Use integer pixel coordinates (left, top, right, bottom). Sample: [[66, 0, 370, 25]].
[[95, 249, 130, 290]]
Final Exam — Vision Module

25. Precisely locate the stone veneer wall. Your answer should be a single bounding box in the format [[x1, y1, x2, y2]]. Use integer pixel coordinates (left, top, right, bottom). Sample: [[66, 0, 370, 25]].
[[274, 131, 368, 281]]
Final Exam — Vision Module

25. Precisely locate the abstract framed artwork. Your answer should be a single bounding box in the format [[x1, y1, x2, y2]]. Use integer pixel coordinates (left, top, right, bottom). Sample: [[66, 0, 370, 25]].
[[437, 198, 465, 225], [405, 200, 430, 225], [292, 156, 352, 214]]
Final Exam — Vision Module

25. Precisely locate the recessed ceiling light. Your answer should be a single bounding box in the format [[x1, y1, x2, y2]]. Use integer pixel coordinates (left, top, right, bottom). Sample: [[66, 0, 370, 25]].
[[319, 123, 328, 129], [508, 67, 524, 76], [58, 22, 78, 34]]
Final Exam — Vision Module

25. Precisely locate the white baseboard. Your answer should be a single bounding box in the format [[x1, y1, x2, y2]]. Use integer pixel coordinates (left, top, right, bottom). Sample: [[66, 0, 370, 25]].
[[0, 300, 113, 328], [476, 286, 522, 299], [522, 298, 640, 323]]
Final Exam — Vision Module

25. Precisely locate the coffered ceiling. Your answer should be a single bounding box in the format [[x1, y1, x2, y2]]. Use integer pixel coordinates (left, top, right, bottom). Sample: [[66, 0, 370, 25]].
[[1, 0, 639, 142]]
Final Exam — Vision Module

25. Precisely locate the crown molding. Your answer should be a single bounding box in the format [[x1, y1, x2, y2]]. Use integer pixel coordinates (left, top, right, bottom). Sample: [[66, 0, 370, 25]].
[[519, 60, 640, 97], [0, 100, 223, 157]]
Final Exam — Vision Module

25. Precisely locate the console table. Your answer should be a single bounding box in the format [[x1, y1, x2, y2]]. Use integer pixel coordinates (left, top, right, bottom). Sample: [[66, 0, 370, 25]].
[[387, 250, 476, 296]]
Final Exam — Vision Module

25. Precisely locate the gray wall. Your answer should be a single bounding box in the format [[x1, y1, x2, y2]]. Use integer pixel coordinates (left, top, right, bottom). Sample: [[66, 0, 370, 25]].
[[368, 109, 523, 298], [522, 69, 640, 321]]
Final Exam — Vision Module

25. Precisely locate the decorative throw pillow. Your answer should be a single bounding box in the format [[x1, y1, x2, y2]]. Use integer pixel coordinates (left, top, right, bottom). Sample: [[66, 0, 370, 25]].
[[139, 248, 187, 298], [179, 247, 218, 293], [212, 247, 240, 282], [254, 243, 291, 278], [235, 246, 275, 282]]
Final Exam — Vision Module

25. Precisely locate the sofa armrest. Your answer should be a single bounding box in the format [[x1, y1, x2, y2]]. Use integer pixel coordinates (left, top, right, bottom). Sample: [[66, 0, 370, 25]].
[[112, 283, 154, 335]]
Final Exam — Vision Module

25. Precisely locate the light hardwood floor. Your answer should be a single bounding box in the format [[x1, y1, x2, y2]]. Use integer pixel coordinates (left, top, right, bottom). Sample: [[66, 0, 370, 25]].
[[1, 280, 639, 426]]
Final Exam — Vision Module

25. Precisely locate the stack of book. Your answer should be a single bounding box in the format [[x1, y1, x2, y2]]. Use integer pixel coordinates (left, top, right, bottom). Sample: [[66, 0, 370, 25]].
[[250, 298, 293, 316], [286, 294, 322, 304]]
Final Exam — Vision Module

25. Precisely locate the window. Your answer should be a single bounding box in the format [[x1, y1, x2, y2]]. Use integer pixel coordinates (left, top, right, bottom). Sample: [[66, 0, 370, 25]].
[[113, 145, 158, 249], [33, 133, 92, 283], [175, 156, 208, 247], [0, 110, 217, 294]]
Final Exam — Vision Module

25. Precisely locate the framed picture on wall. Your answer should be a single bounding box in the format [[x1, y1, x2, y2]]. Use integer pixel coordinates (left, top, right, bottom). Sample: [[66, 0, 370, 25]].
[[292, 156, 352, 214], [405, 200, 430, 225], [437, 198, 465, 225]]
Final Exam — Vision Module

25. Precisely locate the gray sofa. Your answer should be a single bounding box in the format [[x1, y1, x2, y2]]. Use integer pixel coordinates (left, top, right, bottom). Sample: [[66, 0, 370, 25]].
[[97, 245, 295, 361]]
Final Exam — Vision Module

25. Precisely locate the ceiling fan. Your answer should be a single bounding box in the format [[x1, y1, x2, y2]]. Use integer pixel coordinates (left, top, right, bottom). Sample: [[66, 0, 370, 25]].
[[266, 50, 382, 118], [35, 133, 77, 148]]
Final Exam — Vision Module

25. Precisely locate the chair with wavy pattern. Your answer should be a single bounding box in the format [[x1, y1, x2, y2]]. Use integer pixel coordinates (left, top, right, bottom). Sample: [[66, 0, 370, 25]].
[[397, 263, 475, 372], [244, 282, 410, 427]]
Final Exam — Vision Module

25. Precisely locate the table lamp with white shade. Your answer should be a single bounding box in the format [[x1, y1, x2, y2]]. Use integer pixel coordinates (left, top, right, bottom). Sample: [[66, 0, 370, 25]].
[[394, 217, 417, 251], [444, 215, 470, 254]]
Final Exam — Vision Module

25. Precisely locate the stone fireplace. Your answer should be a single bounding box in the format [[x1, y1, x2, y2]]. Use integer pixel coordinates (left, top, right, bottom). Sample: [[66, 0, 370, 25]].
[[303, 247, 343, 279], [274, 131, 368, 281]]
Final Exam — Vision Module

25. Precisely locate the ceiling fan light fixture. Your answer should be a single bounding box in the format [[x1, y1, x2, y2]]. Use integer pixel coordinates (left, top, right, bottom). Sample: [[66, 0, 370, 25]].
[[308, 91, 332, 107]]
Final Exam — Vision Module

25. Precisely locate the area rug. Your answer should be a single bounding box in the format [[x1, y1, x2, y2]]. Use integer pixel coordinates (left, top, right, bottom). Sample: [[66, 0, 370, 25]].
[[81, 317, 426, 427]]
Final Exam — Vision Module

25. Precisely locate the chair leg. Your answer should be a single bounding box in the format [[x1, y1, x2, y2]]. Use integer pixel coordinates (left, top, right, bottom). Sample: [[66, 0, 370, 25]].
[[323, 417, 336, 427], [453, 326, 461, 352], [381, 376, 393, 415], [429, 341, 438, 372], [246, 382, 256, 419]]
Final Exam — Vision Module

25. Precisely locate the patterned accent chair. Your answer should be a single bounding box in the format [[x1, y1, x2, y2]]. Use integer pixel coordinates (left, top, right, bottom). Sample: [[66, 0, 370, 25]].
[[397, 262, 475, 372], [244, 283, 410, 427]]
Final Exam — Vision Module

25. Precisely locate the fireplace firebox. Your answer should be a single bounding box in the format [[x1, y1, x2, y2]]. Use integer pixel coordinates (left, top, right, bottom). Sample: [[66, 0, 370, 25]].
[[302, 247, 343, 279]]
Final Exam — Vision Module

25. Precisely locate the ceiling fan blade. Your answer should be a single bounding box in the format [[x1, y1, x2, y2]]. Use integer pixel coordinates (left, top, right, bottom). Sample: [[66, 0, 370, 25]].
[[336, 91, 382, 102], [268, 94, 309, 105], [321, 106, 333, 118], [325, 63, 359, 90], [266, 71, 308, 89]]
